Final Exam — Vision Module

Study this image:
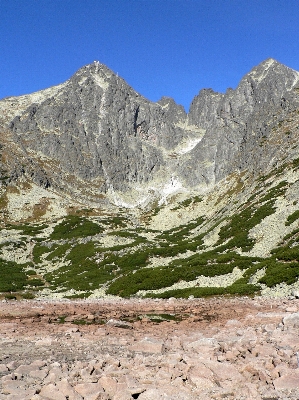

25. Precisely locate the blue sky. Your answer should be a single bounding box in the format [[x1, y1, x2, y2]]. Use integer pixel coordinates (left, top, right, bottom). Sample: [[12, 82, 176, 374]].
[[1, 0, 299, 111]]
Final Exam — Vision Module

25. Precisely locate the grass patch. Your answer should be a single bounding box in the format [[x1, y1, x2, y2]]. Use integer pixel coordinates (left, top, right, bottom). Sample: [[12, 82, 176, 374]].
[[102, 216, 128, 228], [141, 313, 182, 322]]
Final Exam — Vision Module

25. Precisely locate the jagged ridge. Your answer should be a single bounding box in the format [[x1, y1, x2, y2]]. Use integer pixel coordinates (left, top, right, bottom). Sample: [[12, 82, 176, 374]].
[[1, 58, 299, 207]]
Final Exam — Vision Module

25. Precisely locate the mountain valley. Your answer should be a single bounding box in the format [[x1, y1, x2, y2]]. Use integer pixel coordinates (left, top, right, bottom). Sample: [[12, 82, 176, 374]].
[[1, 59, 299, 300]]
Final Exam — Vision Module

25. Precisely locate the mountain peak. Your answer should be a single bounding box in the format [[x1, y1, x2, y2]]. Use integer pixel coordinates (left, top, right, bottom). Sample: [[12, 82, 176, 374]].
[[243, 58, 299, 90]]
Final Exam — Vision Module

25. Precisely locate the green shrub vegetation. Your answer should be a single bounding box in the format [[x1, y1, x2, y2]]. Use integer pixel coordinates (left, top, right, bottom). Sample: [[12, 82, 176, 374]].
[[0, 258, 43, 292], [50, 216, 103, 240], [33, 244, 51, 263], [10, 223, 48, 236], [293, 157, 299, 169], [102, 216, 128, 228], [259, 261, 299, 287], [271, 244, 299, 260], [145, 283, 259, 299], [106, 250, 259, 297], [259, 181, 288, 203], [27, 278, 45, 287], [45, 243, 71, 261], [216, 182, 288, 253], [217, 201, 276, 251], [286, 210, 299, 226], [1, 177, 299, 300], [172, 196, 203, 210]]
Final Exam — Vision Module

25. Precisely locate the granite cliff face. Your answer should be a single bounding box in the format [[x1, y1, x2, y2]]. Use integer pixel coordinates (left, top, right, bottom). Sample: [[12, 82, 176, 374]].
[[180, 59, 299, 187], [1, 58, 299, 207]]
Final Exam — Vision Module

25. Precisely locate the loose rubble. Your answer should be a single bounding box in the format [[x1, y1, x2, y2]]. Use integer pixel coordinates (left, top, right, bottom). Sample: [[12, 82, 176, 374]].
[[0, 297, 299, 399]]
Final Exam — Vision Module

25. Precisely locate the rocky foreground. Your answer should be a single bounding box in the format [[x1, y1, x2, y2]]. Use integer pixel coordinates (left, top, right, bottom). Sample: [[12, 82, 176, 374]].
[[0, 297, 299, 399]]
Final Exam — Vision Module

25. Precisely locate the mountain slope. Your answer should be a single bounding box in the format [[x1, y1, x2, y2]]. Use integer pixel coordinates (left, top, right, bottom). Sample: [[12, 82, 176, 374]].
[[1, 59, 299, 300]]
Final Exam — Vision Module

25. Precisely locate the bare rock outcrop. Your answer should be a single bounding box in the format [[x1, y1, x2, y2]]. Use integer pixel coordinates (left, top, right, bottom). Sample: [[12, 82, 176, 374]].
[[1, 58, 299, 206]]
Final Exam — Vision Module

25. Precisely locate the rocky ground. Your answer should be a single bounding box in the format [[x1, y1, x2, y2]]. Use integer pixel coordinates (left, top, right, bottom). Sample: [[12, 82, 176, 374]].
[[0, 297, 299, 400]]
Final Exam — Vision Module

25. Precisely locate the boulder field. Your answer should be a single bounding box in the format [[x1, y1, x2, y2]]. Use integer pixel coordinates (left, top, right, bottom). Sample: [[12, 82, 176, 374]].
[[0, 297, 299, 399]]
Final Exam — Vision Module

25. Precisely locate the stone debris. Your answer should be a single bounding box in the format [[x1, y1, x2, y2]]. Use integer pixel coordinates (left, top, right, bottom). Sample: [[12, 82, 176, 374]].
[[106, 319, 133, 329], [1, 297, 299, 399]]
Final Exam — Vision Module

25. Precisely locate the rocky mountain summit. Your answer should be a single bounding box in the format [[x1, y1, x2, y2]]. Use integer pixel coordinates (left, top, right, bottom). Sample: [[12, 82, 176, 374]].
[[1, 58, 298, 207], [1, 59, 299, 302]]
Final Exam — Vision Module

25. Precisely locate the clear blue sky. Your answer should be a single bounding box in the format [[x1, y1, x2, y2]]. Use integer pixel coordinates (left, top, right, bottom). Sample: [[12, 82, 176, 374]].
[[1, 0, 299, 111]]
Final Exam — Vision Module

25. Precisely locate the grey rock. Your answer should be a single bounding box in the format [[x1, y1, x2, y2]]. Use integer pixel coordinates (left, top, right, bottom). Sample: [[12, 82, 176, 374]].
[[1, 58, 299, 206]]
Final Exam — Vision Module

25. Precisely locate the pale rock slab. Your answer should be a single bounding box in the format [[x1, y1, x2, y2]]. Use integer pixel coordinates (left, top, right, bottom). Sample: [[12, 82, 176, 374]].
[[29, 368, 49, 380], [14, 363, 41, 376], [0, 364, 8, 373], [138, 387, 195, 400], [58, 378, 83, 400], [131, 337, 165, 354], [188, 374, 214, 390], [74, 382, 105, 400], [40, 383, 66, 400], [203, 360, 245, 383], [273, 369, 299, 390], [183, 337, 220, 354], [283, 312, 299, 328], [112, 390, 134, 400]]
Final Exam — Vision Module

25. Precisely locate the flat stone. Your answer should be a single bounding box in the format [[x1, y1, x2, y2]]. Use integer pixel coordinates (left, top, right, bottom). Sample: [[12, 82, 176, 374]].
[[5, 391, 36, 400], [14, 364, 40, 376], [0, 363, 8, 373], [112, 390, 133, 400], [188, 374, 215, 389], [99, 376, 118, 396], [35, 337, 53, 346], [286, 307, 297, 312], [225, 319, 243, 327], [29, 368, 48, 380], [131, 337, 165, 354], [2, 380, 30, 395], [273, 370, 299, 390], [74, 382, 105, 400], [184, 337, 220, 353], [59, 378, 83, 400], [204, 361, 244, 383], [40, 384, 66, 400], [283, 312, 299, 328], [187, 363, 214, 380]]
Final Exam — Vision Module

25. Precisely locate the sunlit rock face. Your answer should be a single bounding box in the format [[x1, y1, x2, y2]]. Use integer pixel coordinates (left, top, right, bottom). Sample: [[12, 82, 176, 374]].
[[1, 58, 299, 206]]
